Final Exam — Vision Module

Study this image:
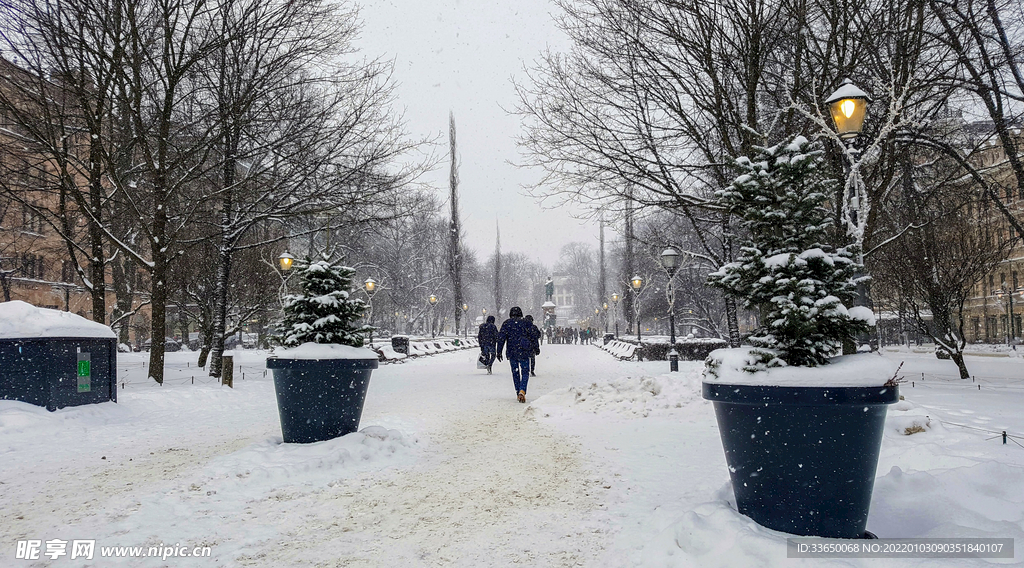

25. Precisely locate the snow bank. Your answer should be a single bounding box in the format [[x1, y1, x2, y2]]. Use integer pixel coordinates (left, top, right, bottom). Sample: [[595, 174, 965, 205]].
[[272, 342, 379, 360], [198, 426, 415, 495], [527, 369, 703, 420], [703, 347, 897, 387], [644, 459, 1024, 567], [0, 300, 115, 339]]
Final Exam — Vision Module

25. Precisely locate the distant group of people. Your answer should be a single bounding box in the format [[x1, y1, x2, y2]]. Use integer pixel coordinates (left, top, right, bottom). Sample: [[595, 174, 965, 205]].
[[476, 307, 542, 403], [546, 326, 598, 345]]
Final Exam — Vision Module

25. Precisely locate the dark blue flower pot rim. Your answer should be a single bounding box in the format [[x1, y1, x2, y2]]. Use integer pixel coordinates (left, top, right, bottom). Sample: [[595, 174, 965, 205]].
[[702, 382, 899, 405], [267, 357, 378, 370]]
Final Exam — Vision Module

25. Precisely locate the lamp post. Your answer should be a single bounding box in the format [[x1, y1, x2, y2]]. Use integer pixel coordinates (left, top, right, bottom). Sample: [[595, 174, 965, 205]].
[[825, 78, 875, 351], [611, 293, 620, 338], [277, 251, 295, 299], [603, 302, 609, 334], [661, 247, 680, 372], [462, 303, 469, 337], [428, 294, 438, 338], [631, 275, 643, 342], [363, 278, 377, 347]]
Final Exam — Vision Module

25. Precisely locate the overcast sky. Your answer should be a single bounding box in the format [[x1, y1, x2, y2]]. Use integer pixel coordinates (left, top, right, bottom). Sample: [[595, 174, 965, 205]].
[[356, 0, 602, 268]]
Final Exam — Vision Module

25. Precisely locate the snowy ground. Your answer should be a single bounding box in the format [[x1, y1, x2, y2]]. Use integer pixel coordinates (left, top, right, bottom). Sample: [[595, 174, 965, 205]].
[[1, 346, 1022, 566]]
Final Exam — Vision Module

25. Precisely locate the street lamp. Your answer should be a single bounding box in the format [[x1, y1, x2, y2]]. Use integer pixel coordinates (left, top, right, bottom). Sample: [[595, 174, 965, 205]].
[[603, 302, 609, 334], [429, 294, 438, 338], [826, 77, 875, 351], [278, 251, 295, 272], [462, 303, 469, 338], [631, 276, 643, 342], [825, 78, 870, 140], [661, 247, 680, 372], [611, 293, 620, 338], [364, 278, 377, 347]]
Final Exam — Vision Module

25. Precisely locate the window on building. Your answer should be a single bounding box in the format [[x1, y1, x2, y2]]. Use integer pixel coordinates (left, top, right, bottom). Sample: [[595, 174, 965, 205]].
[[989, 274, 995, 293]]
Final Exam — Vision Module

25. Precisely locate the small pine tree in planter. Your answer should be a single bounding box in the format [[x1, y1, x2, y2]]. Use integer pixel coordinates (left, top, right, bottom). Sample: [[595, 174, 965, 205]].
[[268, 260, 379, 443], [702, 136, 899, 538], [278, 260, 372, 348]]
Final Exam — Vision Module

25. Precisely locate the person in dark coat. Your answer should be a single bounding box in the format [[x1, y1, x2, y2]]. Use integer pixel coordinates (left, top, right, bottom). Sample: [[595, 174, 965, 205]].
[[477, 315, 498, 374], [496, 306, 539, 402], [525, 314, 542, 377]]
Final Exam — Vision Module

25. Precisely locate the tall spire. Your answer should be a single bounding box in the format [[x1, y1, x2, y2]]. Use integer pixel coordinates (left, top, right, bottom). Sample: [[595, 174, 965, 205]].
[[494, 220, 503, 318]]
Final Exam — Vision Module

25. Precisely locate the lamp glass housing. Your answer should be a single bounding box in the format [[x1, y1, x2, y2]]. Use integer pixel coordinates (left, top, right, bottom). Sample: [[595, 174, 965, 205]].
[[825, 79, 870, 140], [631, 275, 643, 290], [278, 252, 295, 271], [429, 294, 438, 305], [364, 277, 377, 294], [660, 247, 680, 270]]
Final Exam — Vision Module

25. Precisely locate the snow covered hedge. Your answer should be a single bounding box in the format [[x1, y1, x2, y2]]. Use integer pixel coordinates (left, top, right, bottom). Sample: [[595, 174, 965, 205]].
[[708, 135, 869, 369]]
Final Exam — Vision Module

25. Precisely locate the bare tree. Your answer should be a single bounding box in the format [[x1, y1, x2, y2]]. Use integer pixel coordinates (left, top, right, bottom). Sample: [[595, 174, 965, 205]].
[[873, 148, 1012, 378], [447, 112, 465, 335]]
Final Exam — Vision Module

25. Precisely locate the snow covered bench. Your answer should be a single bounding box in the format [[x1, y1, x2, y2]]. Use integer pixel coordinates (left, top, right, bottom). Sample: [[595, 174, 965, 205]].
[[603, 340, 639, 361]]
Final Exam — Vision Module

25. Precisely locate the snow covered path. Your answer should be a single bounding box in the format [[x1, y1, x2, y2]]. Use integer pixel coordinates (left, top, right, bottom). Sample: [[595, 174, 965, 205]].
[[1, 345, 636, 567]]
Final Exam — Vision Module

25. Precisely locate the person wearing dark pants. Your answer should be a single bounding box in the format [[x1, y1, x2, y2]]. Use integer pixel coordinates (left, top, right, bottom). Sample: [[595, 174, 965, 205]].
[[525, 314, 542, 377], [477, 315, 498, 374], [496, 306, 539, 403]]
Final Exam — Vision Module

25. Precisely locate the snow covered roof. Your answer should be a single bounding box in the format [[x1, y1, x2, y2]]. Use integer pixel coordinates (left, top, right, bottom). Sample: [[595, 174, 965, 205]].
[[0, 301, 116, 339]]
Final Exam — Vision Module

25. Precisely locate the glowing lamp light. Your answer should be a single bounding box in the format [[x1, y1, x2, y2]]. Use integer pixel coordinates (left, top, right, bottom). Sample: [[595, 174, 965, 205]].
[[825, 78, 870, 140], [611, 293, 620, 304], [278, 251, 295, 271], [631, 275, 643, 290], [462, 303, 468, 312], [429, 294, 438, 305], [364, 277, 377, 295]]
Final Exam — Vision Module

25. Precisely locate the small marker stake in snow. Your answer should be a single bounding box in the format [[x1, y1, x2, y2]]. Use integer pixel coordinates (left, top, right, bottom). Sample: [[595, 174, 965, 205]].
[[1004, 431, 1008, 444]]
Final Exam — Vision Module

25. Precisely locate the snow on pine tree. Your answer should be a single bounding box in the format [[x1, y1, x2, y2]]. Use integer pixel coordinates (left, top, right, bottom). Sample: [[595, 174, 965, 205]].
[[708, 135, 869, 368], [277, 260, 371, 347]]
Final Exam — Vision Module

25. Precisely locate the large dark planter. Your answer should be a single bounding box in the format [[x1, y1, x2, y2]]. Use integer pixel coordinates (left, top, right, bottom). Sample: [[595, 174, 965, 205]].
[[267, 357, 379, 443], [703, 382, 898, 538]]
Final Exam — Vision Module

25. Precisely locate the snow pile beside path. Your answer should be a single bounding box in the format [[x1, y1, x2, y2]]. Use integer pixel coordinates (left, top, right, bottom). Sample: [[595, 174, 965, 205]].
[[198, 426, 417, 495], [644, 461, 1024, 567], [0, 300, 115, 339], [527, 369, 703, 420], [887, 398, 938, 436]]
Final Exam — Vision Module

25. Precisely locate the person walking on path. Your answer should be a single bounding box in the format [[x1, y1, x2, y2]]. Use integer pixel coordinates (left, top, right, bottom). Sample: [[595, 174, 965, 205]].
[[496, 306, 538, 403], [477, 315, 498, 374], [525, 314, 542, 377]]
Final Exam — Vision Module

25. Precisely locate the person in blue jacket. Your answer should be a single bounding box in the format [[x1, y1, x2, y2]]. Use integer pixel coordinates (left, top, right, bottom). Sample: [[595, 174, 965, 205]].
[[496, 306, 539, 403], [477, 315, 498, 374]]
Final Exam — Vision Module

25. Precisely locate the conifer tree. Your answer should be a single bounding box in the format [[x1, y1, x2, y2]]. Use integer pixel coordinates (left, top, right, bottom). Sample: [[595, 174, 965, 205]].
[[708, 136, 869, 367], [278, 260, 370, 347]]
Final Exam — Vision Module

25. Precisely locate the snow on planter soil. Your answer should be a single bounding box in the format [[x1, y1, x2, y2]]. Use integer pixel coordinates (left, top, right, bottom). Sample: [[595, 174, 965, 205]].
[[271, 341, 379, 359], [704, 347, 898, 387], [0, 300, 115, 338]]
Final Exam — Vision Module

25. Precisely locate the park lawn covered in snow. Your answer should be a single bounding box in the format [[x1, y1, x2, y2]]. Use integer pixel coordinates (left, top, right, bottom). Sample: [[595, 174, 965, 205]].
[[0, 346, 1021, 566]]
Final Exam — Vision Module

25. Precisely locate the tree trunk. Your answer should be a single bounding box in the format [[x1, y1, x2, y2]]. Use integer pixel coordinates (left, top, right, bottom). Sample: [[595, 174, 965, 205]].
[[88, 139, 106, 324], [724, 296, 741, 347], [149, 252, 167, 384], [950, 350, 970, 380], [208, 245, 232, 378]]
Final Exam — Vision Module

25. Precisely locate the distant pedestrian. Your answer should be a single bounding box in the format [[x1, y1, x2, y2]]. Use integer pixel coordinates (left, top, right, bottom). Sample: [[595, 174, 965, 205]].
[[525, 314, 542, 377], [496, 306, 539, 403], [477, 315, 498, 374]]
